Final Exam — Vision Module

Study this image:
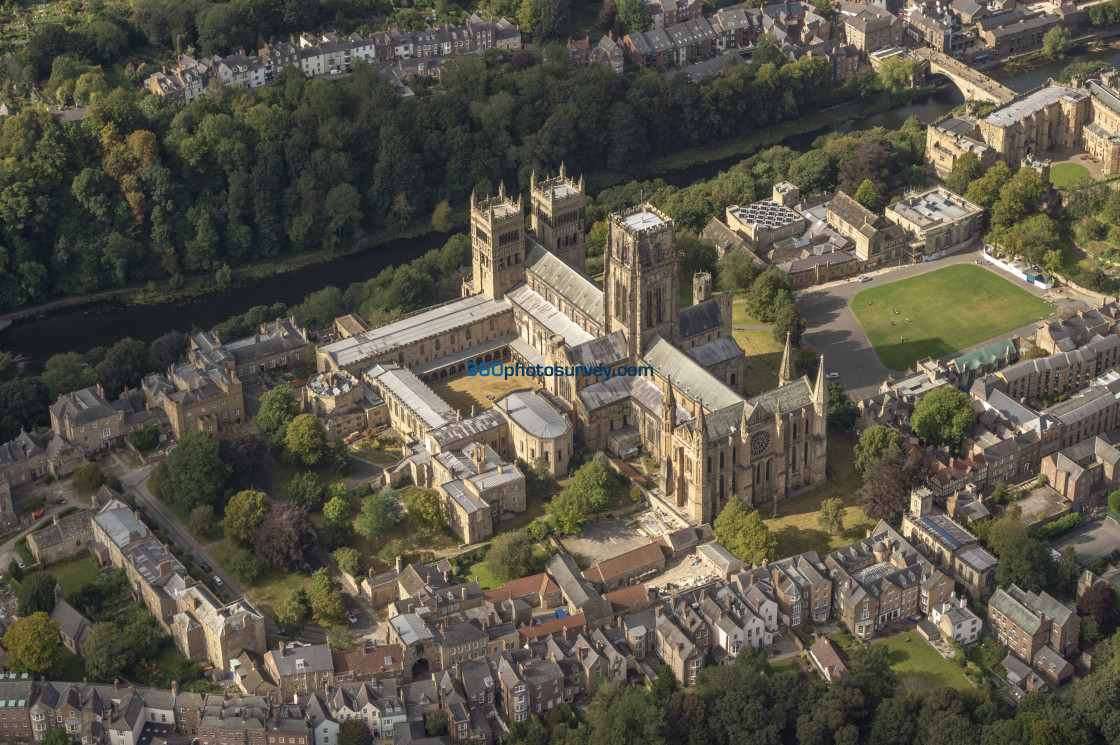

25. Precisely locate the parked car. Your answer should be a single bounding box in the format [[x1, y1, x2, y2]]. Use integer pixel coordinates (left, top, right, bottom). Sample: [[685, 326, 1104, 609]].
[[825, 372, 840, 380], [346, 610, 358, 624], [16, 561, 25, 569], [213, 575, 224, 587], [858, 275, 873, 283], [199, 562, 212, 573]]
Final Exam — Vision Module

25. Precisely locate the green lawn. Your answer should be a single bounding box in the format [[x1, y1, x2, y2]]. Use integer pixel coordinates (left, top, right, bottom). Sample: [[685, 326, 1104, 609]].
[[431, 374, 538, 419], [769, 657, 806, 676], [1050, 162, 1091, 188], [876, 632, 972, 692], [205, 539, 311, 617], [47, 552, 99, 595], [828, 631, 858, 648], [851, 265, 1052, 371], [763, 431, 876, 557], [464, 560, 501, 590], [52, 647, 86, 681]]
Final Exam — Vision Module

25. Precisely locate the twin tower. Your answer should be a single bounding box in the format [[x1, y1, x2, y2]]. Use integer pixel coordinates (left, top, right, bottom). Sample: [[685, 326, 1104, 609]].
[[469, 165, 586, 300]]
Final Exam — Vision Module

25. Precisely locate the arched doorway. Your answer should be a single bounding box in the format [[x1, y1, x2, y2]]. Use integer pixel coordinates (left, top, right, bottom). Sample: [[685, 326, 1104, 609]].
[[411, 658, 431, 680]]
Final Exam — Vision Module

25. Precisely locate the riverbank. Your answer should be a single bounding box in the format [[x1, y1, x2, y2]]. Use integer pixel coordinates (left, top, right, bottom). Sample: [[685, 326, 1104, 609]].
[[0, 218, 458, 327], [588, 85, 945, 191]]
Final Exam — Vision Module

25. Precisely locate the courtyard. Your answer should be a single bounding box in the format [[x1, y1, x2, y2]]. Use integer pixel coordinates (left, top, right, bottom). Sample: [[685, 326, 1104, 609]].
[[850, 264, 1052, 372], [430, 372, 539, 418], [1049, 162, 1091, 188]]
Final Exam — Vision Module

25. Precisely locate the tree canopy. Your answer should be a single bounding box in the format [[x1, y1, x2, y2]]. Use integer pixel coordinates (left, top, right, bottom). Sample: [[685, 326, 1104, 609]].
[[853, 425, 904, 474], [254, 387, 302, 446], [18, 572, 58, 617], [149, 430, 232, 511], [4, 612, 60, 675], [713, 497, 777, 564], [485, 530, 541, 583], [910, 386, 976, 453], [355, 487, 403, 548], [253, 501, 315, 569], [222, 489, 270, 543]]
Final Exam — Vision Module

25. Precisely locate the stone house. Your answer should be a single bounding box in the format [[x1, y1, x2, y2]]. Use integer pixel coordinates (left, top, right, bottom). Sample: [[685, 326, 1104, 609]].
[[26, 510, 93, 564], [263, 643, 336, 701], [49, 386, 129, 455], [988, 584, 1079, 663]]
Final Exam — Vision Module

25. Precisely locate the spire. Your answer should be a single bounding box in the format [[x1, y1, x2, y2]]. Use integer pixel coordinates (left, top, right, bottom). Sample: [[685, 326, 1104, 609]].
[[815, 354, 828, 413], [695, 405, 707, 446], [559, 161, 566, 179], [662, 375, 676, 425], [778, 331, 795, 387], [530, 170, 536, 191]]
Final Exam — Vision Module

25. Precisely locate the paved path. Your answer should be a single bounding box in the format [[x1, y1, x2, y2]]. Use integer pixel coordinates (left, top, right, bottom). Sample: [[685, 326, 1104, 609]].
[[798, 246, 1085, 401]]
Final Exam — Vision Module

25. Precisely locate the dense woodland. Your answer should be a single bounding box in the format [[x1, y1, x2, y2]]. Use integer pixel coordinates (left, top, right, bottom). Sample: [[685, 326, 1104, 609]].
[[0, 0, 895, 314]]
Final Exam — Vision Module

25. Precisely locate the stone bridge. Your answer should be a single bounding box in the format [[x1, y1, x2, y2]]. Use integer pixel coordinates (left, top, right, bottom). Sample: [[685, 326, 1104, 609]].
[[917, 49, 1016, 106]]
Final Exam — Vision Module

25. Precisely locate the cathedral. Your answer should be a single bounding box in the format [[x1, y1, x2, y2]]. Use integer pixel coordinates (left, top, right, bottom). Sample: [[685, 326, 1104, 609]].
[[318, 167, 828, 525]]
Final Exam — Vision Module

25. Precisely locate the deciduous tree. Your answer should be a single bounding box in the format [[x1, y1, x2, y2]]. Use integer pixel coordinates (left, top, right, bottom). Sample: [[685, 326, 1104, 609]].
[[285, 471, 326, 510], [485, 530, 539, 583], [853, 425, 903, 475], [338, 719, 374, 745], [3, 612, 59, 675], [405, 488, 445, 535], [223, 489, 270, 543], [817, 498, 846, 536], [253, 387, 302, 446], [996, 537, 1056, 592], [253, 502, 315, 569], [856, 450, 916, 523], [149, 431, 232, 511], [309, 568, 347, 627], [910, 386, 975, 453], [285, 413, 329, 467], [18, 573, 58, 617], [713, 497, 777, 564], [355, 487, 402, 548], [276, 587, 313, 635], [1078, 581, 1119, 636]]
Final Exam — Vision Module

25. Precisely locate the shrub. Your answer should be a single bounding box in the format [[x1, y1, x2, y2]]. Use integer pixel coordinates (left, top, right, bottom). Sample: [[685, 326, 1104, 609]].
[[1033, 512, 1081, 542]]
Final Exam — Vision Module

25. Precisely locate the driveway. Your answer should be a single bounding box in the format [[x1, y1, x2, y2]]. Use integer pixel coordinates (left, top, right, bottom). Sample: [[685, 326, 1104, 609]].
[[799, 247, 1081, 401]]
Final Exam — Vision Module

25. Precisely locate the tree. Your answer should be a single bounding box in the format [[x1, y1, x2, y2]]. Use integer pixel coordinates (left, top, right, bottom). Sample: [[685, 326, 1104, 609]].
[[338, 719, 375, 745], [818, 498, 846, 536], [406, 488, 445, 535], [43, 727, 70, 745], [486, 530, 539, 583], [379, 540, 411, 566], [253, 502, 316, 569], [716, 250, 756, 294], [253, 387, 302, 445], [130, 425, 160, 452], [218, 427, 268, 492], [1042, 26, 1072, 58], [309, 568, 347, 627], [323, 494, 353, 535], [18, 572, 58, 616], [215, 263, 232, 286], [285, 414, 329, 467], [546, 490, 587, 535], [83, 620, 136, 681], [827, 383, 859, 430], [966, 161, 1012, 211], [286, 471, 327, 511], [519, 0, 570, 40], [990, 482, 1020, 505], [877, 56, 918, 94], [149, 431, 232, 511], [431, 200, 454, 232], [564, 460, 617, 512], [746, 266, 793, 322], [1078, 581, 1119, 636], [425, 713, 449, 738], [1110, 489, 1120, 515], [223, 489, 270, 543], [997, 537, 1057, 592], [333, 547, 362, 576], [787, 149, 836, 195], [945, 151, 983, 196], [988, 517, 1027, 555], [4, 612, 60, 675], [72, 463, 106, 495], [187, 505, 216, 538], [599, 1, 618, 30], [857, 451, 916, 523], [713, 497, 777, 564], [226, 547, 265, 584], [910, 386, 976, 453], [853, 179, 881, 211], [355, 488, 402, 549], [853, 425, 904, 475], [616, 0, 652, 32], [772, 303, 806, 346], [276, 587, 313, 635]]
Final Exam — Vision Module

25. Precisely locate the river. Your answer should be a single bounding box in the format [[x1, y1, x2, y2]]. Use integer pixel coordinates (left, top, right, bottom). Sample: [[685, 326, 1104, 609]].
[[6, 45, 1120, 371]]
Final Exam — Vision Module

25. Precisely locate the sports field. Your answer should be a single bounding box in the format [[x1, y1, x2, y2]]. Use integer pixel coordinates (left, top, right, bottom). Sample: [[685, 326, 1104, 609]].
[[851, 264, 1052, 371]]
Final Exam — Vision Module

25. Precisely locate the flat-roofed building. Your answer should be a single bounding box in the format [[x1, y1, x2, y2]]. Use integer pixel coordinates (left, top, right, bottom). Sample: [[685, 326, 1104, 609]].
[[884, 187, 984, 258]]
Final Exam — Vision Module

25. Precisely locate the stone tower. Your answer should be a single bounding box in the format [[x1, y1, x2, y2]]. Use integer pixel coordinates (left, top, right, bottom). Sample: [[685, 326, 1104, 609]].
[[530, 164, 587, 271], [470, 184, 525, 301], [603, 203, 679, 358], [910, 486, 933, 518], [692, 272, 712, 305]]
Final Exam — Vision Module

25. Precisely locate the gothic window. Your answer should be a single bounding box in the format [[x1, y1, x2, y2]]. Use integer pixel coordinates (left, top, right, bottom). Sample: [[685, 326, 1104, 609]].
[[707, 457, 711, 473], [719, 452, 724, 469], [750, 431, 770, 457], [656, 286, 663, 324]]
